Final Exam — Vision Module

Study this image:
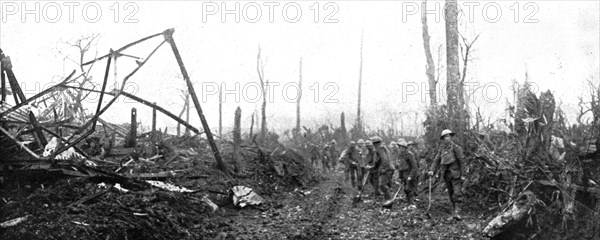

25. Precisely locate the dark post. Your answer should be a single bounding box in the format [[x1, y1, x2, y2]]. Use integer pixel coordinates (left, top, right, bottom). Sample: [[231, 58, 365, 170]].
[[163, 28, 226, 171], [151, 103, 157, 155], [125, 108, 137, 148]]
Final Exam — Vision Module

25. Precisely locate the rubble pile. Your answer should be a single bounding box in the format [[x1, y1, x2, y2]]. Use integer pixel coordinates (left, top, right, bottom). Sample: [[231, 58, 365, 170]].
[[0, 134, 321, 239], [0, 31, 321, 239]]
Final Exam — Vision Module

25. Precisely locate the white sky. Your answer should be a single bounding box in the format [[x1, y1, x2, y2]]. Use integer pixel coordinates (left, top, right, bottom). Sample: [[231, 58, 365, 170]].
[[1, 1, 599, 135]]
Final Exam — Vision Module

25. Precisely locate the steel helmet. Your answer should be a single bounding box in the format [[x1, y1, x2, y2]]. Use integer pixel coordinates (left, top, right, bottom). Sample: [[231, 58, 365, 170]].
[[397, 140, 408, 147], [349, 141, 356, 147], [330, 140, 337, 145], [370, 136, 382, 144], [389, 141, 397, 148], [365, 140, 373, 146], [440, 129, 455, 139], [357, 139, 365, 144], [397, 138, 406, 144]]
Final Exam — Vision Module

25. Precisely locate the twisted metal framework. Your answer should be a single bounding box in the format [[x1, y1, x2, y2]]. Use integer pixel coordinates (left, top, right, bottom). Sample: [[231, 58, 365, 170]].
[[0, 29, 225, 170]]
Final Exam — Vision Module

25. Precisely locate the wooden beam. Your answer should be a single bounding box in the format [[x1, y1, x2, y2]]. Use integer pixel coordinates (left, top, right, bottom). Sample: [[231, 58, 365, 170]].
[[151, 103, 157, 155], [0, 126, 40, 159], [124, 108, 137, 148]]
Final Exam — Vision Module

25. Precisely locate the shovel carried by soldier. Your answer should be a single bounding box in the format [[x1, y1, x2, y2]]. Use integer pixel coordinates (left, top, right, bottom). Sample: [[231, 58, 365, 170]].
[[352, 170, 371, 204], [382, 181, 403, 208]]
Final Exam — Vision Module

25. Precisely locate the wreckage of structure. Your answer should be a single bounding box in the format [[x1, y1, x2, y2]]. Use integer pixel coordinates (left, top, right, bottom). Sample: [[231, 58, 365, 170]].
[[0, 28, 223, 169]]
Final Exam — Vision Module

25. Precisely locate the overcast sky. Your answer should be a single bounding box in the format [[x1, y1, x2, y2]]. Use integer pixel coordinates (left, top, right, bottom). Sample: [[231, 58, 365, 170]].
[[1, 1, 598, 135]]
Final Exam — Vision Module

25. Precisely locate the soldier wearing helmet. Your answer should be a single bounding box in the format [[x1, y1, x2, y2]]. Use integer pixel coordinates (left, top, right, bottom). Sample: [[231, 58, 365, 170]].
[[388, 141, 400, 172], [321, 144, 332, 173], [328, 140, 339, 171], [428, 129, 465, 220], [357, 139, 368, 165], [356, 139, 367, 182], [308, 143, 321, 169], [362, 140, 380, 195], [365, 136, 395, 201], [407, 140, 424, 188], [339, 141, 362, 189], [396, 140, 418, 209]]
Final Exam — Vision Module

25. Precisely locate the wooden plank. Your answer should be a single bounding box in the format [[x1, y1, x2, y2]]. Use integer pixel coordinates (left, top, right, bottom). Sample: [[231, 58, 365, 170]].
[[108, 147, 137, 156], [151, 103, 157, 155], [0, 126, 40, 159], [125, 171, 175, 179]]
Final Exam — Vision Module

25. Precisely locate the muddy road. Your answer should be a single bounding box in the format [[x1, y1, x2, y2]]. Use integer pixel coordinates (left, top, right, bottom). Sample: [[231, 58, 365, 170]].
[[208, 169, 486, 240], [1, 158, 490, 240]]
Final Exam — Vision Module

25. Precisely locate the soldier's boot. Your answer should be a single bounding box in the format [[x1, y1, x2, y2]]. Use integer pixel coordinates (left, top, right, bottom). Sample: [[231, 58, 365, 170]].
[[401, 193, 416, 210], [372, 186, 381, 198], [383, 190, 391, 201], [407, 193, 414, 205], [453, 203, 462, 221], [372, 184, 381, 197]]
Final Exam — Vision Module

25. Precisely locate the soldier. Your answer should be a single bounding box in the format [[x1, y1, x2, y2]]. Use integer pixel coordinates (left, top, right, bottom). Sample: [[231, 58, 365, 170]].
[[357, 139, 368, 163], [408, 140, 426, 188], [365, 136, 395, 201], [339, 141, 350, 181], [308, 143, 321, 169], [388, 141, 400, 171], [339, 141, 351, 182], [396, 140, 418, 209], [356, 139, 367, 183], [428, 129, 466, 220], [321, 144, 331, 173], [357, 139, 365, 147], [363, 140, 380, 196], [339, 141, 362, 188], [329, 140, 339, 171]]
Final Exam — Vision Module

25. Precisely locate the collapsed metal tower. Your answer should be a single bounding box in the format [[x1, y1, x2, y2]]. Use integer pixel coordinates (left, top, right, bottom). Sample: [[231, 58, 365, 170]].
[[0, 29, 225, 170]]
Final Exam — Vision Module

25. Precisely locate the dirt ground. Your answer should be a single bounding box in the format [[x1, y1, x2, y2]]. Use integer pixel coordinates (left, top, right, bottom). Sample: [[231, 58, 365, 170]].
[[1, 163, 492, 240], [205, 169, 487, 240]]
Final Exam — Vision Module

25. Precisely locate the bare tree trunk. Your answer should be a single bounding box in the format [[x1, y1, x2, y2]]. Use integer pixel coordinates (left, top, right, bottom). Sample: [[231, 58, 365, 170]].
[[445, 0, 463, 140], [414, 112, 419, 135], [422, 0, 437, 106], [249, 112, 255, 139], [219, 88, 222, 139], [233, 106, 242, 172], [591, 82, 600, 154], [261, 97, 267, 142], [400, 116, 404, 136], [296, 57, 302, 131], [257, 46, 267, 143], [185, 93, 190, 136], [459, 33, 480, 116], [356, 30, 364, 135], [340, 112, 347, 143], [152, 103, 157, 155], [176, 100, 187, 137]]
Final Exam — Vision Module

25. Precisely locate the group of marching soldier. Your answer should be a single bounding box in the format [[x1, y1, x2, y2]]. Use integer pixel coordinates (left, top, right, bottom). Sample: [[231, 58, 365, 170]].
[[311, 129, 465, 220]]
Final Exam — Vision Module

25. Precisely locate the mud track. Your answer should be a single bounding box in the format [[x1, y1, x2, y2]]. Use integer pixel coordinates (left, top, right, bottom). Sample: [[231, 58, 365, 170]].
[[210, 170, 486, 239]]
